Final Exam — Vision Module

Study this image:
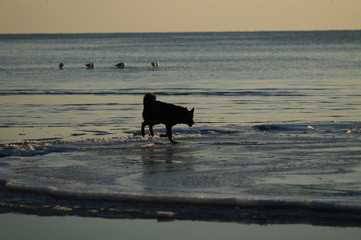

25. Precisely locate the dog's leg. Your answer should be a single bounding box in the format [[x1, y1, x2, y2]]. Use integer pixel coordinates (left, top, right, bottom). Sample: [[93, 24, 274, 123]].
[[141, 122, 146, 136], [166, 124, 177, 144], [149, 125, 154, 136]]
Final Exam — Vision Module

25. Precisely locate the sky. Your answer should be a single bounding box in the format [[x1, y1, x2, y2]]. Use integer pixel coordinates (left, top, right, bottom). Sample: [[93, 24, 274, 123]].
[[0, 0, 360, 34]]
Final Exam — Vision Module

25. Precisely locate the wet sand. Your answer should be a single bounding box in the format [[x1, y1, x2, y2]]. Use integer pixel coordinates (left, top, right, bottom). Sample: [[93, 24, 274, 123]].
[[1, 213, 361, 240]]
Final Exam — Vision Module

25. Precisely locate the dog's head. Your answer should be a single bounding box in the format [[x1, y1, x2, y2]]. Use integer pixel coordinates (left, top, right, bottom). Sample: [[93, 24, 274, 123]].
[[186, 108, 195, 127]]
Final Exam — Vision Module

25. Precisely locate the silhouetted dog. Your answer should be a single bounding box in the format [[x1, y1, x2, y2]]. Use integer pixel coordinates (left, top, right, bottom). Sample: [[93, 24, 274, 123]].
[[141, 93, 194, 144]]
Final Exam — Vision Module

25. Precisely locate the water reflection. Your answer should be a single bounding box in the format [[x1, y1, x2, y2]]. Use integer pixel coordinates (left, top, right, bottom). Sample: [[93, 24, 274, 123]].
[[140, 143, 196, 193]]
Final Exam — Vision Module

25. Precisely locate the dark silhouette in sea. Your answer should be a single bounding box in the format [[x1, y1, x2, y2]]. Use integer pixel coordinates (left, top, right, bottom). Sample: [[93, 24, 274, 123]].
[[141, 93, 194, 144]]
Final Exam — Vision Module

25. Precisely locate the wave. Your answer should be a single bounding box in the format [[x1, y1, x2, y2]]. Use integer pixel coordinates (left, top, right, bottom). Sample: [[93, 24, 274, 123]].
[[0, 180, 361, 211], [1, 181, 361, 226], [2, 180, 360, 210], [254, 122, 361, 133]]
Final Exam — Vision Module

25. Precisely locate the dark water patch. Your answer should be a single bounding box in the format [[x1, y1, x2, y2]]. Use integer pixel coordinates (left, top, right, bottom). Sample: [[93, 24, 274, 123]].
[[71, 133, 87, 137], [81, 130, 112, 135], [254, 124, 309, 132]]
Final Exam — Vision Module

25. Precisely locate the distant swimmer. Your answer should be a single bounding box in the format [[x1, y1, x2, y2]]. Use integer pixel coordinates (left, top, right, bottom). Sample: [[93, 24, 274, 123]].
[[59, 63, 64, 69], [151, 61, 159, 67], [115, 62, 126, 68], [86, 62, 95, 69]]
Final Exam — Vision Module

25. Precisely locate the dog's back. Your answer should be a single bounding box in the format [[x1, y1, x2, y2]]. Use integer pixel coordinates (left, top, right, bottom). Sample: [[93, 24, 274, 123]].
[[141, 93, 194, 143]]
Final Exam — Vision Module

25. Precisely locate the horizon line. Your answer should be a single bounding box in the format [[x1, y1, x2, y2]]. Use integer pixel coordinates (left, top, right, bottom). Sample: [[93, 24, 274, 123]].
[[1, 28, 360, 35]]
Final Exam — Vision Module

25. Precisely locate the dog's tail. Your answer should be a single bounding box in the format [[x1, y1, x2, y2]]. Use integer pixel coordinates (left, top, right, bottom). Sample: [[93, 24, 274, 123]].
[[143, 93, 156, 105]]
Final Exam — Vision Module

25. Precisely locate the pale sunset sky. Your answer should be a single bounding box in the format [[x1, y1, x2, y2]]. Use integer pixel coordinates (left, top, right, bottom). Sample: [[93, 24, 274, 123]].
[[0, 0, 360, 34]]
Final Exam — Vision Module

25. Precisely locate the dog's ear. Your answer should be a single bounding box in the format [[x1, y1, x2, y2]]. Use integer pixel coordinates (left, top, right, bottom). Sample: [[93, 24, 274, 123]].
[[190, 108, 194, 115]]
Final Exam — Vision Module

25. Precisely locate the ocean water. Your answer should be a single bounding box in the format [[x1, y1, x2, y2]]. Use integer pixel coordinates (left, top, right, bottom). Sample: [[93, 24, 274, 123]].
[[0, 31, 361, 224]]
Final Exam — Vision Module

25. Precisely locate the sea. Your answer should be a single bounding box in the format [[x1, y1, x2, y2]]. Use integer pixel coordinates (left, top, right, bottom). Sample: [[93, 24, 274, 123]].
[[0, 31, 361, 225]]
